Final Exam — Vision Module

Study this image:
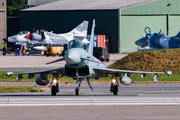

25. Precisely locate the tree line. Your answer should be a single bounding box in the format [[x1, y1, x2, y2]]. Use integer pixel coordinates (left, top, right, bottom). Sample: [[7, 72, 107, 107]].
[[7, 0, 28, 16]]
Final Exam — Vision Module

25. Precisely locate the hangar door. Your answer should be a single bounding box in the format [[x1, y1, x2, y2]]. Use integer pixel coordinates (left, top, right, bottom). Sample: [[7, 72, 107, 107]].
[[120, 16, 167, 53], [0, 11, 5, 49], [169, 16, 180, 37]]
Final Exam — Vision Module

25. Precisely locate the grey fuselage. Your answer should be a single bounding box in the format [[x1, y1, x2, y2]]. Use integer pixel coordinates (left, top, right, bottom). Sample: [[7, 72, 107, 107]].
[[64, 48, 106, 78]]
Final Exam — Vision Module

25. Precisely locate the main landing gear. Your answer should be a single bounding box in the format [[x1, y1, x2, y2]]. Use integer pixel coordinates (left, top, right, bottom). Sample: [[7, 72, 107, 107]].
[[110, 74, 119, 95], [51, 85, 58, 96], [110, 83, 118, 95], [50, 73, 62, 96]]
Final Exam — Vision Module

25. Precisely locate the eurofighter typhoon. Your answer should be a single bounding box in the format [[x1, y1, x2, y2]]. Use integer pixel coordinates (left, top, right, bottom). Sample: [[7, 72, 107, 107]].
[[6, 20, 172, 96]]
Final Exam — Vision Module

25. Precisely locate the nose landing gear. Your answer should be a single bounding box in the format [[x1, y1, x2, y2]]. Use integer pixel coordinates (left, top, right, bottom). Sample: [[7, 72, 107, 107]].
[[75, 87, 80, 96], [75, 78, 82, 96]]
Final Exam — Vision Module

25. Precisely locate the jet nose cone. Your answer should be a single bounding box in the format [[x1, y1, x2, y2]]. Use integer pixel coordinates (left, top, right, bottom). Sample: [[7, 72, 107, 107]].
[[65, 49, 80, 65], [135, 40, 140, 45], [3, 38, 8, 42], [135, 41, 138, 45]]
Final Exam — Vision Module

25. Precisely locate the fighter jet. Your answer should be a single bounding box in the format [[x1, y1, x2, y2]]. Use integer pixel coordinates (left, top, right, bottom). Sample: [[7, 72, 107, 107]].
[[3, 21, 89, 52], [3, 31, 30, 45], [6, 20, 172, 96], [135, 27, 180, 51]]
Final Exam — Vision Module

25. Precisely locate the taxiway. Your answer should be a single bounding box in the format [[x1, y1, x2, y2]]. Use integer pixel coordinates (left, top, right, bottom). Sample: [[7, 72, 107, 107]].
[[0, 54, 180, 119], [1, 83, 180, 119]]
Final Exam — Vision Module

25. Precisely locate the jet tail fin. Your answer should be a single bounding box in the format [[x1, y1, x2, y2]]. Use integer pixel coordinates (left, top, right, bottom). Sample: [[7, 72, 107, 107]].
[[88, 19, 96, 55], [69, 20, 89, 40]]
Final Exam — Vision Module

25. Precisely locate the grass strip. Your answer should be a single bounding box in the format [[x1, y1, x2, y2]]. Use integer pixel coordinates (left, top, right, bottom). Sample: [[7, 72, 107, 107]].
[[0, 85, 44, 92], [0, 70, 180, 83]]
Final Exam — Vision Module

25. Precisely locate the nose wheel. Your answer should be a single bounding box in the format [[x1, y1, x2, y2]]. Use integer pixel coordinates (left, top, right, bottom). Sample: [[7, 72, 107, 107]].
[[75, 78, 81, 96], [75, 87, 80, 96]]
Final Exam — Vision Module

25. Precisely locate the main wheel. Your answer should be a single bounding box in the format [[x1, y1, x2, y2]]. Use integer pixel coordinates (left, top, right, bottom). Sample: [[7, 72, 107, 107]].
[[75, 87, 80, 96], [113, 85, 118, 95], [51, 85, 56, 96]]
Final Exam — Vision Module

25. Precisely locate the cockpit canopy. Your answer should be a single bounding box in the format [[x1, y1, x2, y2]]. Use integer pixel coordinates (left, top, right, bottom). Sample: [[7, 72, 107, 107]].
[[18, 31, 29, 35], [67, 40, 84, 49]]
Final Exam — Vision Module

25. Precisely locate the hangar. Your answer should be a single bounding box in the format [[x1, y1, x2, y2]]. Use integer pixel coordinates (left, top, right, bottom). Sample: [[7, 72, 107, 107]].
[[20, 0, 180, 53]]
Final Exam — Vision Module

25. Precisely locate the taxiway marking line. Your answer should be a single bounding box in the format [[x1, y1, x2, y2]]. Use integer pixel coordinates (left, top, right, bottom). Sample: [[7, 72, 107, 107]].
[[0, 103, 180, 107]]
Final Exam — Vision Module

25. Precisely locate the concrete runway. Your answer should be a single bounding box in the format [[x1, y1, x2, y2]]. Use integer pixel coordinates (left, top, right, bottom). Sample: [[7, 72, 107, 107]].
[[1, 83, 180, 119], [1, 54, 180, 119], [1, 83, 180, 105], [1, 106, 180, 120]]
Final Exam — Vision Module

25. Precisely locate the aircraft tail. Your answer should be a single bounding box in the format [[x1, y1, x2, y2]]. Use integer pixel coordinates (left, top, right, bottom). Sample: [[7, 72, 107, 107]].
[[69, 20, 89, 40], [88, 19, 96, 55]]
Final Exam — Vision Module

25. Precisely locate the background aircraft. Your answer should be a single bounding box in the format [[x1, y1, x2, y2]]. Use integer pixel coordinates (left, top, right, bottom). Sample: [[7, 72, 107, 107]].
[[135, 27, 180, 51], [3, 21, 89, 52], [6, 20, 172, 96]]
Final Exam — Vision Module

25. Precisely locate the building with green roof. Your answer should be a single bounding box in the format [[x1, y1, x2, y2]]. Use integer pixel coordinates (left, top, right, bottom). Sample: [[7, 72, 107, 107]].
[[20, 0, 180, 53]]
